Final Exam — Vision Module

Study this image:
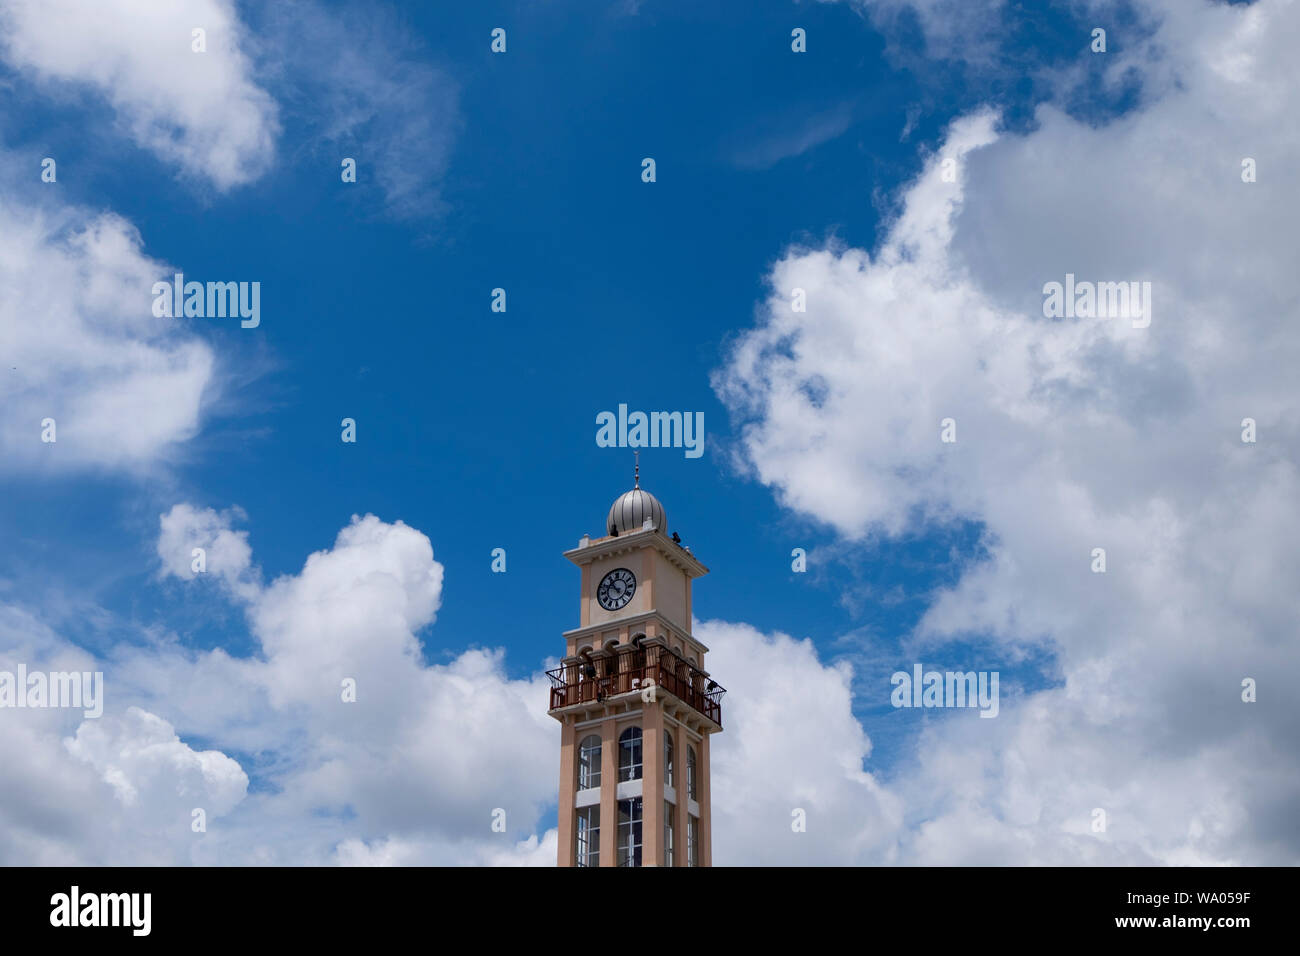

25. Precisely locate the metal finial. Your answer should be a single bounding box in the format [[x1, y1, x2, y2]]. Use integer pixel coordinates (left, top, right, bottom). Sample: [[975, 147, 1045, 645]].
[[633, 451, 640, 489]]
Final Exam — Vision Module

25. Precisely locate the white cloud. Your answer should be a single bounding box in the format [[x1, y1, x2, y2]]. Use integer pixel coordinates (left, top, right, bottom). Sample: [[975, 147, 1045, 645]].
[[29, 510, 555, 865], [0, 0, 461, 213], [263, 1, 461, 219], [336, 828, 558, 867], [157, 503, 258, 599], [65, 706, 248, 817], [227, 516, 556, 850], [0, 607, 246, 865], [0, 197, 218, 472], [4, 0, 1296, 868], [831, 0, 1011, 63], [699, 619, 902, 864], [3, 506, 910, 866], [714, 0, 1300, 863], [0, 0, 278, 188]]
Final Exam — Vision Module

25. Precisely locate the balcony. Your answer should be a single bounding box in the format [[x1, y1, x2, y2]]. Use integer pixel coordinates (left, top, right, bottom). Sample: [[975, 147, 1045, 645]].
[[547, 643, 726, 727]]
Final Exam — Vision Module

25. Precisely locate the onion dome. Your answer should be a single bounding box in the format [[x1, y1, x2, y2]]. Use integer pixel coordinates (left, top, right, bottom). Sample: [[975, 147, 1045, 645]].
[[607, 487, 666, 536]]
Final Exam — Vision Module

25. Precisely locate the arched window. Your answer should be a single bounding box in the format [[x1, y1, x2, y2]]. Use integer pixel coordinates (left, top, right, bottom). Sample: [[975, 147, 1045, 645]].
[[686, 745, 697, 800], [578, 735, 601, 790], [664, 730, 674, 788], [618, 726, 643, 781]]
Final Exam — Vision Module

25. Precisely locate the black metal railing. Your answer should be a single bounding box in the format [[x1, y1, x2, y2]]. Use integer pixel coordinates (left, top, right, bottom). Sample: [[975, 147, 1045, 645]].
[[547, 644, 725, 726]]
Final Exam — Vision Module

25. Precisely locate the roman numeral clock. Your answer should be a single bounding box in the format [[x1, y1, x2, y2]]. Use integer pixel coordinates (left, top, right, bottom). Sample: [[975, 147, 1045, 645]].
[[597, 568, 636, 611]]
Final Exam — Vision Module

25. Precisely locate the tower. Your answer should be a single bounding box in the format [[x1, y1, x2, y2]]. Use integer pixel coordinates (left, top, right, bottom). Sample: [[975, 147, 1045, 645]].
[[547, 473, 725, 866]]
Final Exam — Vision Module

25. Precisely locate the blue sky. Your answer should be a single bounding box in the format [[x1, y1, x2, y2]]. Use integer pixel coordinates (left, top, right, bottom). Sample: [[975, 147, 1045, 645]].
[[7, 0, 1066, 713], [2, 0, 1296, 866]]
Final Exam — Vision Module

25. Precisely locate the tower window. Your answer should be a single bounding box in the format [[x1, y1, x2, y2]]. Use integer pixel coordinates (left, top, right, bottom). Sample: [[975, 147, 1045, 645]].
[[578, 735, 601, 790], [576, 806, 600, 867], [663, 729, 674, 788], [687, 815, 699, 867], [618, 726, 642, 781], [617, 797, 643, 867], [664, 802, 675, 867], [686, 745, 698, 800]]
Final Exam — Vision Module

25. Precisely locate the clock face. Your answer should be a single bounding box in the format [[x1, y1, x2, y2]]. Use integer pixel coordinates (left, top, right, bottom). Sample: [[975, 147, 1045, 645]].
[[597, 568, 637, 611]]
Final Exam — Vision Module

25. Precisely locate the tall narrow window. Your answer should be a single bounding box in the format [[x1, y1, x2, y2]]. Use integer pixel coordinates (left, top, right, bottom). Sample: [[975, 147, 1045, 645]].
[[663, 730, 674, 788], [664, 802, 675, 867], [577, 734, 601, 790], [576, 806, 600, 867], [686, 745, 697, 800], [687, 815, 699, 867], [618, 726, 642, 781], [617, 798, 643, 867]]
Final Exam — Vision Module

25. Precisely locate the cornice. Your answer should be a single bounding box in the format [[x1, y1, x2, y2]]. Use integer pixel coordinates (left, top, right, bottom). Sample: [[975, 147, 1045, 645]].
[[564, 527, 709, 578]]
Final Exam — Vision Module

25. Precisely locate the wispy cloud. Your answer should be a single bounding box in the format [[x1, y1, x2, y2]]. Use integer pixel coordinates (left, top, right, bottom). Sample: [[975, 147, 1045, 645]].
[[260, 1, 461, 221], [728, 101, 856, 170]]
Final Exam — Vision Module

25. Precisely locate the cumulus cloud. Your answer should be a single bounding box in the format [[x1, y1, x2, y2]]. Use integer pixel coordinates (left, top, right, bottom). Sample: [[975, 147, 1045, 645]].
[[65, 707, 248, 823], [6, 503, 906, 866], [336, 828, 558, 867], [226, 515, 556, 846], [699, 619, 902, 864], [0, 706, 249, 865], [0, 607, 246, 865], [0, 0, 278, 189], [0, 510, 557, 865], [0, 196, 217, 472], [157, 503, 258, 599], [5, 0, 1295, 869], [714, 0, 1300, 863]]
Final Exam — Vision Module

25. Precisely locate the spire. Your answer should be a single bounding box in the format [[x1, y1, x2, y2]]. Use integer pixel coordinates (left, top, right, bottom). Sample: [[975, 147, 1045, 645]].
[[633, 450, 640, 489]]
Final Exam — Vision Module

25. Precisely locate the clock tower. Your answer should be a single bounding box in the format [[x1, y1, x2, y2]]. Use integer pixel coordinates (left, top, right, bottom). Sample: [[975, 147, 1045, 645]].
[[547, 473, 725, 866]]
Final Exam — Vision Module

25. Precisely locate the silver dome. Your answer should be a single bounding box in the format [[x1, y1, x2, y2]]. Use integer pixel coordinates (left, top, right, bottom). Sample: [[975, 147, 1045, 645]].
[[607, 488, 666, 536]]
